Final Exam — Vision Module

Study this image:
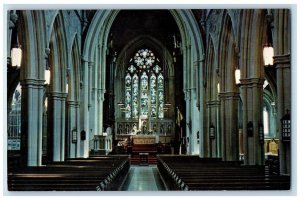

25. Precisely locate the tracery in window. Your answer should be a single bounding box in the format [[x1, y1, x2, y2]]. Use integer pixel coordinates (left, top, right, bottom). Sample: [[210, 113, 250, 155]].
[[8, 83, 22, 150], [125, 73, 132, 118], [124, 49, 164, 119]]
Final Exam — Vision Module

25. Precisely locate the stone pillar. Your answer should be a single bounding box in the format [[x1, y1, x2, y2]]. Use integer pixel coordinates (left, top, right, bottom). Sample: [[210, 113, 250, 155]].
[[274, 54, 291, 175], [219, 92, 239, 161], [98, 89, 106, 135], [47, 92, 67, 161], [240, 78, 264, 165], [20, 79, 44, 166], [66, 100, 79, 158], [206, 100, 220, 158], [184, 89, 191, 154], [88, 61, 95, 143], [167, 75, 175, 119], [191, 90, 199, 155], [80, 59, 90, 158]]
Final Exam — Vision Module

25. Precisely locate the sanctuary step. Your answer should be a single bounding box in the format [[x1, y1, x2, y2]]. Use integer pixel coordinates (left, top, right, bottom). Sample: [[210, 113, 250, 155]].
[[157, 155, 290, 190], [8, 155, 130, 191], [130, 154, 157, 165], [130, 144, 158, 165]]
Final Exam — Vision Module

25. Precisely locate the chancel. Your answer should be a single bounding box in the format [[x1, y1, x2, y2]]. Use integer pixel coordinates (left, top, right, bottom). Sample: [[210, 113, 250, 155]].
[[6, 8, 291, 192]]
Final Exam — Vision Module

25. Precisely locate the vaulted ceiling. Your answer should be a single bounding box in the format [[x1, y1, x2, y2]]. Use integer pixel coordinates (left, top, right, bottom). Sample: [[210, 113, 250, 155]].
[[109, 10, 181, 54]]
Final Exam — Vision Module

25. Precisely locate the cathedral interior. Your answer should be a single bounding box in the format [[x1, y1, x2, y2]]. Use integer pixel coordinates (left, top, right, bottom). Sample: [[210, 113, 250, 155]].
[[5, 8, 292, 192]]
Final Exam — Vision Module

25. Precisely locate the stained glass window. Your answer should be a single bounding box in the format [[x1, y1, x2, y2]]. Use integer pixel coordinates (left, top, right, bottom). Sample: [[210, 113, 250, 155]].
[[158, 73, 164, 118], [8, 83, 22, 150], [124, 49, 164, 119], [125, 73, 132, 118]]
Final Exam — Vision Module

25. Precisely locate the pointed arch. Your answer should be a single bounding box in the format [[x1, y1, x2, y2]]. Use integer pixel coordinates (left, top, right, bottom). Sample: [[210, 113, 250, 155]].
[[48, 11, 68, 93], [218, 12, 237, 93], [70, 34, 81, 102]]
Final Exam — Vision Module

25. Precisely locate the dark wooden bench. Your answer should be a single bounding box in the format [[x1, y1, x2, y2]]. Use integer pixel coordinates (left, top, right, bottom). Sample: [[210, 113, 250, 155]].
[[8, 156, 130, 191], [157, 155, 290, 191]]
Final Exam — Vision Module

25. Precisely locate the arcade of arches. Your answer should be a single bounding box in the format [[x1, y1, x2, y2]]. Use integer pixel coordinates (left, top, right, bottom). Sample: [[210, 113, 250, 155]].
[[6, 9, 291, 188]]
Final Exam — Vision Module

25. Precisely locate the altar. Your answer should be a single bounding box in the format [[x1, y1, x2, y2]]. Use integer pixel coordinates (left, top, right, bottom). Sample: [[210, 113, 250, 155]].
[[133, 135, 156, 144]]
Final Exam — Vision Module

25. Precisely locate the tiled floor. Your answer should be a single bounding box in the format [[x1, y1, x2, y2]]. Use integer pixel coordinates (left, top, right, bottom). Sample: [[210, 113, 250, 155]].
[[121, 165, 165, 191]]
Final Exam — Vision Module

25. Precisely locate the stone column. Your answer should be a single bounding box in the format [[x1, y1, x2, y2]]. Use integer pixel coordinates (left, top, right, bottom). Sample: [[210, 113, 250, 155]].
[[167, 75, 175, 119], [47, 92, 67, 161], [20, 79, 44, 166], [88, 61, 94, 143], [190, 88, 199, 155], [66, 100, 79, 158], [184, 89, 191, 154], [274, 54, 291, 175], [98, 89, 106, 135], [240, 78, 264, 165], [219, 92, 239, 161], [80, 58, 90, 158], [206, 100, 220, 158]]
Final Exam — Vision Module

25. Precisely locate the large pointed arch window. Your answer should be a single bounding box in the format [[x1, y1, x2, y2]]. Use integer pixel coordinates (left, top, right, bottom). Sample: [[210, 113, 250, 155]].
[[124, 49, 164, 119], [8, 83, 22, 150]]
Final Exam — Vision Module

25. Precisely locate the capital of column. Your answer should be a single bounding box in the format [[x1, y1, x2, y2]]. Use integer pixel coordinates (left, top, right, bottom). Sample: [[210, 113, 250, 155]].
[[183, 89, 191, 101], [9, 12, 18, 29], [66, 100, 79, 108], [81, 56, 89, 63], [218, 92, 240, 100], [88, 61, 94, 67], [239, 78, 265, 86], [20, 79, 46, 89], [97, 89, 106, 101], [48, 91, 68, 100], [45, 48, 51, 58], [206, 100, 221, 107], [273, 54, 290, 66], [193, 58, 205, 67]]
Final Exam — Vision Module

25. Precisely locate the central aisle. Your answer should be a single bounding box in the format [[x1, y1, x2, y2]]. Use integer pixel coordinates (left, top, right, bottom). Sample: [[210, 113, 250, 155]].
[[121, 166, 165, 191]]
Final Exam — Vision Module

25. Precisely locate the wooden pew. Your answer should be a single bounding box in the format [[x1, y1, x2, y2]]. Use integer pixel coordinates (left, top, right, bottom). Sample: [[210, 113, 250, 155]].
[[8, 156, 130, 191], [157, 155, 290, 191]]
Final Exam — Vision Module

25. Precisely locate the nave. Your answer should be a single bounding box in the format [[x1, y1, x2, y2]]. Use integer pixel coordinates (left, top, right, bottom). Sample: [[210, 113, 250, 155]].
[[121, 166, 165, 191], [7, 155, 290, 191], [6, 8, 292, 193]]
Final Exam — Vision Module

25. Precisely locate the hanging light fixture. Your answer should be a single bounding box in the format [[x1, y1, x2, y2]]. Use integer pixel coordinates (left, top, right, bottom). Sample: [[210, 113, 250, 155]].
[[235, 68, 241, 85], [11, 34, 22, 68], [263, 44, 274, 66], [263, 11, 274, 67], [44, 68, 51, 85], [66, 83, 69, 93]]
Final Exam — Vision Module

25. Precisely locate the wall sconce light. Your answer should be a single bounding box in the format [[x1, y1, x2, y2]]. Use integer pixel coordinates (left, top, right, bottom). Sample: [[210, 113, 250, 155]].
[[217, 82, 220, 93], [72, 129, 77, 143], [258, 122, 264, 144], [209, 124, 215, 139], [281, 109, 291, 142]]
